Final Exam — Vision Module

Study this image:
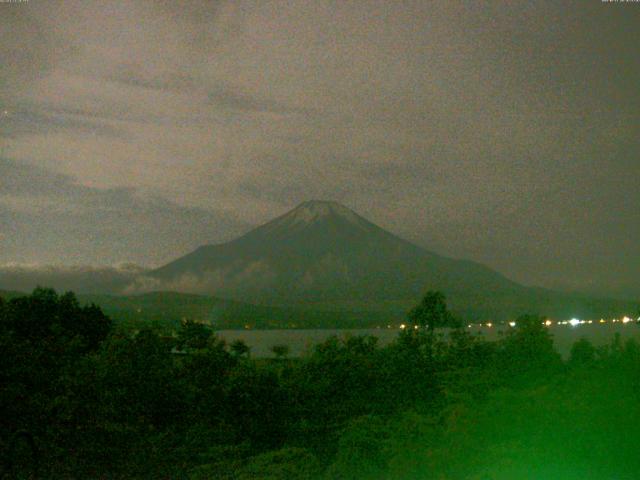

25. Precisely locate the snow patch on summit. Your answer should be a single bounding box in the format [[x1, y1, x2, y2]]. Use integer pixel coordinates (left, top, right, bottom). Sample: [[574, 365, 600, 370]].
[[284, 200, 362, 227], [242, 200, 380, 240]]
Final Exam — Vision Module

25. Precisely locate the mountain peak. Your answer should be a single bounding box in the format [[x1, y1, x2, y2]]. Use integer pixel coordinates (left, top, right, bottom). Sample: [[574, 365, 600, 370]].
[[235, 199, 379, 244], [289, 200, 359, 224]]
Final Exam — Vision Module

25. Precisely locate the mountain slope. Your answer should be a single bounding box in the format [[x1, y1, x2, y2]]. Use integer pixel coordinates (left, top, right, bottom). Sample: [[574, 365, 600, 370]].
[[149, 201, 518, 303], [144, 200, 634, 321]]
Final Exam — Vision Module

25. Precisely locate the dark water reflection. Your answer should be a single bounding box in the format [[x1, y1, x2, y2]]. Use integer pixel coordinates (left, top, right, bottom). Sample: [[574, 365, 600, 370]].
[[217, 323, 640, 359]]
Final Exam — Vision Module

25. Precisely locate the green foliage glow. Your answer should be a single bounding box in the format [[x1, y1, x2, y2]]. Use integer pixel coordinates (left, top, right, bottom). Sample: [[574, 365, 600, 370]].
[[1, 289, 639, 479]]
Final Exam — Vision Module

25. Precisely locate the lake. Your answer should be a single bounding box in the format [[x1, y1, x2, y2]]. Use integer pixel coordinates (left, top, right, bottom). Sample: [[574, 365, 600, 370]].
[[217, 322, 640, 358]]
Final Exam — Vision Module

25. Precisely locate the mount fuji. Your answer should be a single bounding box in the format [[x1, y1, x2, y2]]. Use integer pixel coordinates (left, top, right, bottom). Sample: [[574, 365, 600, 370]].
[[139, 201, 632, 322]]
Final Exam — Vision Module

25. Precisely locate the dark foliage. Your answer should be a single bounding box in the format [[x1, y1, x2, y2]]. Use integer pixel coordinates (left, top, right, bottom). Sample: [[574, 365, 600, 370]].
[[408, 290, 459, 331], [1, 288, 638, 479]]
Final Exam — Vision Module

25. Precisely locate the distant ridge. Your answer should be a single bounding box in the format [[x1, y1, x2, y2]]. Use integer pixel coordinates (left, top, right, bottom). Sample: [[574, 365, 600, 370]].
[[0, 289, 403, 330]]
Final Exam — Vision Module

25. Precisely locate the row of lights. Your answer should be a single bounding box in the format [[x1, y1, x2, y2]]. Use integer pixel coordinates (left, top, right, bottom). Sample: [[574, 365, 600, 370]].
[[465, 316, 639, 329], [560, 316, 637, 326], [398, 324, 421, 330], [398, 316, 639, 330]]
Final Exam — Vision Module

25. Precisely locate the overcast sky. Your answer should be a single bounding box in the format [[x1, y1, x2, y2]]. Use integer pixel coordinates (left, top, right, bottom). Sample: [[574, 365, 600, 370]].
[[1, 0, 639, 299]]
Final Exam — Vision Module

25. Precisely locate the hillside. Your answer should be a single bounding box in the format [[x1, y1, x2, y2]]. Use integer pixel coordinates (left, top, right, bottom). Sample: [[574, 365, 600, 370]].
[[0, 289, 402, 330]]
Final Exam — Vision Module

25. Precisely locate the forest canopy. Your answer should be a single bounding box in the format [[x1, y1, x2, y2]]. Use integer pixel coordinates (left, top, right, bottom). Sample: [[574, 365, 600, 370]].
[[1, 288, 639, 479]]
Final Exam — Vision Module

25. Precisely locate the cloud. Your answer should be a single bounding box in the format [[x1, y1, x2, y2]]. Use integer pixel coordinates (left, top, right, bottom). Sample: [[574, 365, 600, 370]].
[[0, 262, 147, 294], [0, 0, 638, 298], [0, 101, 128, 140], [124, 260, 277, 296], [0, 157, 250, 266], [208, 84, 314, 116]]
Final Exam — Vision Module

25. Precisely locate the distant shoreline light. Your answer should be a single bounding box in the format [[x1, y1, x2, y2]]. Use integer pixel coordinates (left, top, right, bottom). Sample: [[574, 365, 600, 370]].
[[393, 316, 638, 330]]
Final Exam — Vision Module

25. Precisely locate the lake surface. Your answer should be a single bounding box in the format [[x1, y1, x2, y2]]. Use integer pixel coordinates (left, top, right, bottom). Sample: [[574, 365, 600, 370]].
[[217, 323, 640, 359]]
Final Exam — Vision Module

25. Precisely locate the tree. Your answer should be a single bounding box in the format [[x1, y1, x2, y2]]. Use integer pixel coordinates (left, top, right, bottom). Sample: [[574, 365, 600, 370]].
[[498, 313, 561, 384], [1, 288, 111, 350], [270, 344, 290, 360], [326, 415, 392, 479], [227, 364, 286, 448], [177, 319, 212, 350], [407, 290, 457, 332], [569, 337, 596, 366], [0, 288, 113, 477], [230, 339, 251, 358]]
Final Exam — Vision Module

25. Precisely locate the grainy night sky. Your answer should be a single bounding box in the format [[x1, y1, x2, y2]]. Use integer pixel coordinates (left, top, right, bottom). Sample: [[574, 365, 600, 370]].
[[1, 1, 638, 299]]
